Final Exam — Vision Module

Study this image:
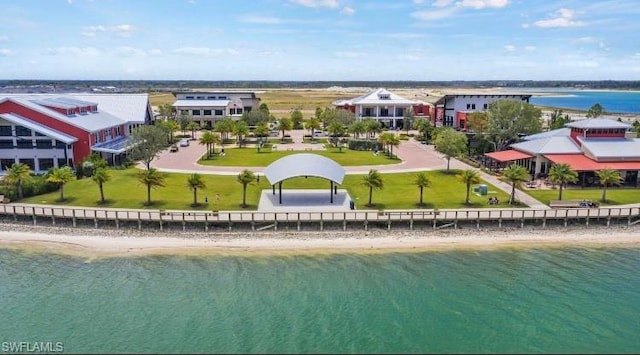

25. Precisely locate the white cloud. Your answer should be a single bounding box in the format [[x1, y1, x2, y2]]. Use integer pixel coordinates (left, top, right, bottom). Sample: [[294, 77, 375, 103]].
[[290, 0, 339, 9], [237, 15, 282, 24], [335, 51, 365, 58], [114, 46, 148, 57], [534, 8, 585, 28], [43, 46, 100, 56], [340, 6, 355, 15], [432, 0, 453, 6], [504, 45, 516, 52], [0, 48, 13, 56], [576, 36, 595, 43], [81, 24, 136, 37], [456, 0, 510, 9], [171, 47, 239, 57], [524, 45, 536, 51], [411, 7, 457, 20]]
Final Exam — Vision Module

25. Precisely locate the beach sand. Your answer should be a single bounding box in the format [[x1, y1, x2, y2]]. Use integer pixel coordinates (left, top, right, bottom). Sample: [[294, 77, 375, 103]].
[[0, 223, 638, 258]]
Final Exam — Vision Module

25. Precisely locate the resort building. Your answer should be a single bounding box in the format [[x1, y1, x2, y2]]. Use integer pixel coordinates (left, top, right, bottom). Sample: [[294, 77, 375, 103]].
[[0, 93, 153, 174], [172, 91, 261, 128], [432, 93, 532, 130], [332, 88, 433, 129], [485, 118, 640, 186]]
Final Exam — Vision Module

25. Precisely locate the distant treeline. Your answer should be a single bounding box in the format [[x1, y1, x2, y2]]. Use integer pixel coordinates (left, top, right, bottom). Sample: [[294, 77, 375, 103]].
[[2, 80, 640, 92]]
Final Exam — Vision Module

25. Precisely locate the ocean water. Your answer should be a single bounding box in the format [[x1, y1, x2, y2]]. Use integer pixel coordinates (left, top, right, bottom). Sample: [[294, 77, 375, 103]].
[[525, 89, 640, 114], [1, 247, 640, 354]]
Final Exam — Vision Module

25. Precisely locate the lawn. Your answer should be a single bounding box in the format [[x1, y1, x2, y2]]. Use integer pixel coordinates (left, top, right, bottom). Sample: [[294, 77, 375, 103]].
[[527, 187, 640, 206], [21, 168, 512, 211], [197, 147, 399, 167]]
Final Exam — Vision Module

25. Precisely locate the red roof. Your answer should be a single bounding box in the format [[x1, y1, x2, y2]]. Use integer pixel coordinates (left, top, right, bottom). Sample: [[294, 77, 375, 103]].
[[485, 150, 534, 162], [544, 154, 640, 171]]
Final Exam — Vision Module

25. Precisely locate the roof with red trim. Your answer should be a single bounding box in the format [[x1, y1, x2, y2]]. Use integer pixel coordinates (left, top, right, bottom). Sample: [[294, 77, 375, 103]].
[[485, 150, 534, 162], [544, 154, 640, 171]]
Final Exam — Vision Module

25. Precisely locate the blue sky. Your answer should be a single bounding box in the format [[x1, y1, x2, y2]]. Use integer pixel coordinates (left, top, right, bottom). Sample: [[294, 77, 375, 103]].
[[1, 0, 639, 81]]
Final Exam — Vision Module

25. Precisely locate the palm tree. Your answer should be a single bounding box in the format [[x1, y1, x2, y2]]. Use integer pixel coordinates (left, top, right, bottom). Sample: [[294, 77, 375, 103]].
[[237, 169, 256, 208], [187, 173, 206, 207], [378, 132, 392, 155], [595, 168, 622, 203], [277, 117, 293, 141], [199, 130, 220, 159], [185, 121, 199, 140], [91, 167, 111, 204], [458, 169, 481, 205], [364, 118, 382, 139], [349, 121, 366, 139], [45, 166, 75, 201], [137, 168, 166, 206], [548, 163, 578, 200], [5, 163, 32, 200], [233, 121, 250, 147], [500, 164, 530, 205], [362, 169, 384, 207], [165, 120, 180, 143], [305, 116, 321, 141], [414, 172, 430, 206]]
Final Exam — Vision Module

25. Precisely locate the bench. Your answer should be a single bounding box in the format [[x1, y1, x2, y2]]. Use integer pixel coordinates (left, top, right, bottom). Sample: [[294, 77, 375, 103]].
[[549, 200, 594, 208]]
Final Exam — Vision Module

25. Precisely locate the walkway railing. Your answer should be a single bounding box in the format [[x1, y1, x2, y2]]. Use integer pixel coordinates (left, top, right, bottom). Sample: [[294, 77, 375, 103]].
[[1, 203, 639, 233]]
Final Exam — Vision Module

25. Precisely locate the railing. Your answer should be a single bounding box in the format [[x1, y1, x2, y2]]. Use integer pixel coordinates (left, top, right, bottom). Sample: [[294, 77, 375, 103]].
[[1, 203, 639, 233]]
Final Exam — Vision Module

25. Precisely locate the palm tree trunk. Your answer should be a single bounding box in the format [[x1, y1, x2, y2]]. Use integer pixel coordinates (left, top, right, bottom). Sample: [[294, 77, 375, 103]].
[[147, 184, 151, 205], [368, 186, 373, 206], [510, 183, 516, 205], [242, 185, 247, 207], [558, 184, 564, 200], [465, 183, 470, 205], [17, 181, 23, 200], [99, 183, 105, 203], [59, 185, 64, 201], [602, 184, 607, 202], [447, 158, 451, 171], [193, 188, 198, 206], [419, 187, 424, 205]]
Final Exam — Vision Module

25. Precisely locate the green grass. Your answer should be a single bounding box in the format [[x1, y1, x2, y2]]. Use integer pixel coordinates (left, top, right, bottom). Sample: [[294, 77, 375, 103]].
[[527, 187, 640, 206], [21, 168, 513, 211], [198, 147, 399, 167]]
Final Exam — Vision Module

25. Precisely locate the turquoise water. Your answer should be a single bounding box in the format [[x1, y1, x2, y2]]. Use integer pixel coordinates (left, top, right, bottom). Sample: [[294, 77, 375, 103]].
[[525, 89, 640, 114], [2, 247, 640, 354]]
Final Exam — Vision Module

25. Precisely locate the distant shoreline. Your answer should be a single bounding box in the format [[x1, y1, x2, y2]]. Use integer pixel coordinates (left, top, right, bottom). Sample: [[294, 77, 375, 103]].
[[1, 223, 639, 258]]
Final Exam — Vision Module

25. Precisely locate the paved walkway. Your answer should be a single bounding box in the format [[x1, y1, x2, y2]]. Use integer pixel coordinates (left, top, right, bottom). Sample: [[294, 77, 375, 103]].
[[146, 130, 549, 209]]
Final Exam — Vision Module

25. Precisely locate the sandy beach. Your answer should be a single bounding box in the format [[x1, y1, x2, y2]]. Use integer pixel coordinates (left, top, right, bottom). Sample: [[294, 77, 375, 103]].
[[0, 223, 639, 258]]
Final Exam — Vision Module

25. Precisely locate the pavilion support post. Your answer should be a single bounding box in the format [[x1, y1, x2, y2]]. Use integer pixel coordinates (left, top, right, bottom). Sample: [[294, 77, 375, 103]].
[[272, 185, 275, 195], [279, 182, 282, 204]]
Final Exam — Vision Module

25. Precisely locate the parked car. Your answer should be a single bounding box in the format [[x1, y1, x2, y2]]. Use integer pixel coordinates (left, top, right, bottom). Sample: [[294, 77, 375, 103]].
[[313, 130, 327, 137], [179, 139, 190, 147], [269, 130, 280, 137], [169, 145, 179, 152]]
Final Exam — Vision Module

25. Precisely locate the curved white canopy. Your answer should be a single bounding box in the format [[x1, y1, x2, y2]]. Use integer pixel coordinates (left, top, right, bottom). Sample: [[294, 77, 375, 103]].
[[263, 153, 345, 185]]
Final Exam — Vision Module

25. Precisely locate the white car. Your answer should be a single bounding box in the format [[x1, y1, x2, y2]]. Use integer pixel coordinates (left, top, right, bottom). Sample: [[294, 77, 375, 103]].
[[179, 139, 190, 147], [313, 130, 327, 137]]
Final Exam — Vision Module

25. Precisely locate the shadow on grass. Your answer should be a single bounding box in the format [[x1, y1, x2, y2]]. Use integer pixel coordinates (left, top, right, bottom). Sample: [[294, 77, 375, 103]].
[[96, 199, 115, 207], [414, 202, 436, 209]]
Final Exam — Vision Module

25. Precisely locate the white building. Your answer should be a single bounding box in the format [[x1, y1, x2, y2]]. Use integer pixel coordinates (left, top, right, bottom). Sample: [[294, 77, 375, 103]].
[[172, 91, 261, 128], [433, 93, 532, 130]]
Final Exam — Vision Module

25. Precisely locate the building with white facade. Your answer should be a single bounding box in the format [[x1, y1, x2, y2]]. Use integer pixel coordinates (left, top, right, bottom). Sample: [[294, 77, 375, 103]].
[[172, 91, 261, 128], [332, 88, 433, 129], [0, 93, 152, 174], [433, 93, 532, 130]]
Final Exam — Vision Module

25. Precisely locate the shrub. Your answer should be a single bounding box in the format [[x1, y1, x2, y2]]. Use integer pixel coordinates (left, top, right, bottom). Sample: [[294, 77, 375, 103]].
[[348, 139, 383, 151]]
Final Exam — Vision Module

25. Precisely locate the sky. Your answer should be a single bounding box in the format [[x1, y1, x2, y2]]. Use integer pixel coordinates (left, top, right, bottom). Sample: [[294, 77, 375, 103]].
[[0, 0, 639, 81]]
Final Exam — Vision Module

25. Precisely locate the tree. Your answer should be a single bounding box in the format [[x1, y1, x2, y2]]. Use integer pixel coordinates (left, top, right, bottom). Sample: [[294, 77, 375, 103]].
[[549, 109, 571, 130], [199, 130, 221, 159], [158, 103, 176, 120], [466, 111, 488, 133], [5, 163, 32, 200], [414, 172, 430, 206], [254, 121, 270, 138], [349, 121, 366, 139], [177, 112, 192, 135], [214, 117, 235, 141], [234, 121, 250, 147], [458, 169, 481, 205], [403, 108, 415, 134], [187, 173, 206, 207], [241, 109, 270, 126], [433, 127, 468, 171], [128, 125, 167, 170], [548, 163, 578, 200], [414, 117, 434, 143], [327, 120, 346, 147], [500, 164, 530, 205], [595, 168, 622, 203], [378, 132, 400, 157], [185, 121, 199, 140], [259, 103, 270, 116], [45, 166, 75, 201], [137, 168, 165, 206], [334, 109, 356, 127], [91, 167, 111, 204], [305, 116, 321, 141], [485, 100, 543, 151], [277, 117, 293, 141], [290, 109, 304, 129], [237, 169, 256, 208], [362, 169, 384, 207], [363, 118, 382, 139], [586, 103, 605, 118], [164, 120, 180, 143]]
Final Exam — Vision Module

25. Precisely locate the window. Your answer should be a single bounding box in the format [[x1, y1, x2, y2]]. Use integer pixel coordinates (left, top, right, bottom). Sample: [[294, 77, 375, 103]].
[[483, 104, 488, 110], [196, 96, 205, 99], [15, 126, 32, 136], [55, 141, 66, 149], [0, 140, 13, 149], [67, 109, 75, 115], [466, 104, 471, 110], [35, 140, 52, 149], [17, 140, 33, 149], [1, 159, 15, 170], [245, 107, 252, 112], [19, 158, 35, 170], [215, 109, 223, 116], [396, 108, 404, 117], [0, 126, 11, 136], [380, 108, 389, 117], [471, 104, 476, 110], [203, 110, 212, 116], [39, 158, 54, 171], [236, 108, 243, 115], [186, 96, 194, 99], [34, 130, 46, 136], [218, 96, 227, 100], [91, 105, 98, 112], [192, 110, 201, 116], [207, 96, 216, 99], [80, 107, 87, 114]]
